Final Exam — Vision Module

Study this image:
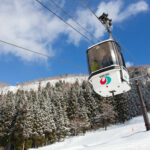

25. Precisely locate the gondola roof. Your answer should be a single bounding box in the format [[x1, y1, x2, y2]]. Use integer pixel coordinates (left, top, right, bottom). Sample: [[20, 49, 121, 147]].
[[87, 39, 120, 53]]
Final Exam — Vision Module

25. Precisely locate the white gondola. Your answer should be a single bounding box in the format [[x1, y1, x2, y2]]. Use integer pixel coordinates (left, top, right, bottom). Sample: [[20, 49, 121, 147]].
[[87, 39, 131, 97], [86, 13, 131, 97]]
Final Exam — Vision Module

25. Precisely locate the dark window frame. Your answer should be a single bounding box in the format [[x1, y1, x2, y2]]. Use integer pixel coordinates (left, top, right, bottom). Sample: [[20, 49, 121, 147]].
[[87, 41, 120, 74], [113, 42, 126, 67]]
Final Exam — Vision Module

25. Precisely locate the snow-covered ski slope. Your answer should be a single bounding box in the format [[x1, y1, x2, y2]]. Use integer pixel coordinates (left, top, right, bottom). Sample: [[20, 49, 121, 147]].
[[0, 75, 88, 94], [30, 114, 150, 150]]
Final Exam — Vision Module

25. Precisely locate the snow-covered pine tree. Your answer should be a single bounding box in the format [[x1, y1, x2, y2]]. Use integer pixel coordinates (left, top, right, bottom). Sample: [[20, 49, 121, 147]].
[[141, 79, 150, 111], [10, 90, 32, 150], [113, 94, 131, 123], [67, 86, 80, 120], [0, 92, 15, 147], [95, 101, 116, 130], [83, 82, 99, 127], [92, 92, 104, 128], [60, 92, 70, 134], [52, 92, 68, 141], [30, 90, 45, 147], [40, 88, 56, 145], [77, 91, 90, 133], [126, 81, 141, 117]]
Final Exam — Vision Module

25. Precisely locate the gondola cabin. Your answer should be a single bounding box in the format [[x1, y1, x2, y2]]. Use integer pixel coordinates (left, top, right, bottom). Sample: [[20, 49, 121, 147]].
[[87, 39, 131, 97]]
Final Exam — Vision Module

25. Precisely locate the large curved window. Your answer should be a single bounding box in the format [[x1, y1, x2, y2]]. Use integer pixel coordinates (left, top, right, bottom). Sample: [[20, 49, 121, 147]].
[[114, 43, 126, 67], [87, 41, 118, 74]]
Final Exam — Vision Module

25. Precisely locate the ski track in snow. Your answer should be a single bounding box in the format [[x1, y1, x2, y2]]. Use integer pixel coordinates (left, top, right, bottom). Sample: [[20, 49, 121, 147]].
[[30, 114, 150, 150]]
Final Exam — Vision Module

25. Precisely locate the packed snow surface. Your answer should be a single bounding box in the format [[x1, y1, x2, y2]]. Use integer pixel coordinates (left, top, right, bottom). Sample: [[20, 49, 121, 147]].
[[30, 114, 150, 150]]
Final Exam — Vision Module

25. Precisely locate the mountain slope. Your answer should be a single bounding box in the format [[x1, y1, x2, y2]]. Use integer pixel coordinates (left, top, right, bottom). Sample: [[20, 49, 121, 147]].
[[0, 75, 88, 93], [30, 114, 150, 150], [0, 65, 149, 94]]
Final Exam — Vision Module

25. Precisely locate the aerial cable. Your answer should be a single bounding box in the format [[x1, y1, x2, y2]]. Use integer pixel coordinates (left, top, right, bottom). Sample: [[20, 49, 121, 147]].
[[0, 39, 85, 70], [111, 34, 139, 65], [48, 0, 99, 43], [34, 0, 94, 45], [81, 0, 139, 66], [81, 0, 100, 21], [81, 0, 113, 32]]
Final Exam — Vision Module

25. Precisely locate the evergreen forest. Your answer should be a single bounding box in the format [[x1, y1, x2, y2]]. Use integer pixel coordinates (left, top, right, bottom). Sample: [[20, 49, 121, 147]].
[[0, 76, 150, 150]]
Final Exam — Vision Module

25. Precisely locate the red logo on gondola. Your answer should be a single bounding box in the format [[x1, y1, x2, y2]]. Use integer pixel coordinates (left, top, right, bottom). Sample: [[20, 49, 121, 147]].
[[100, 78, 107, 85], [124, 74, 127, 80], [100, 76, 111, 85]]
